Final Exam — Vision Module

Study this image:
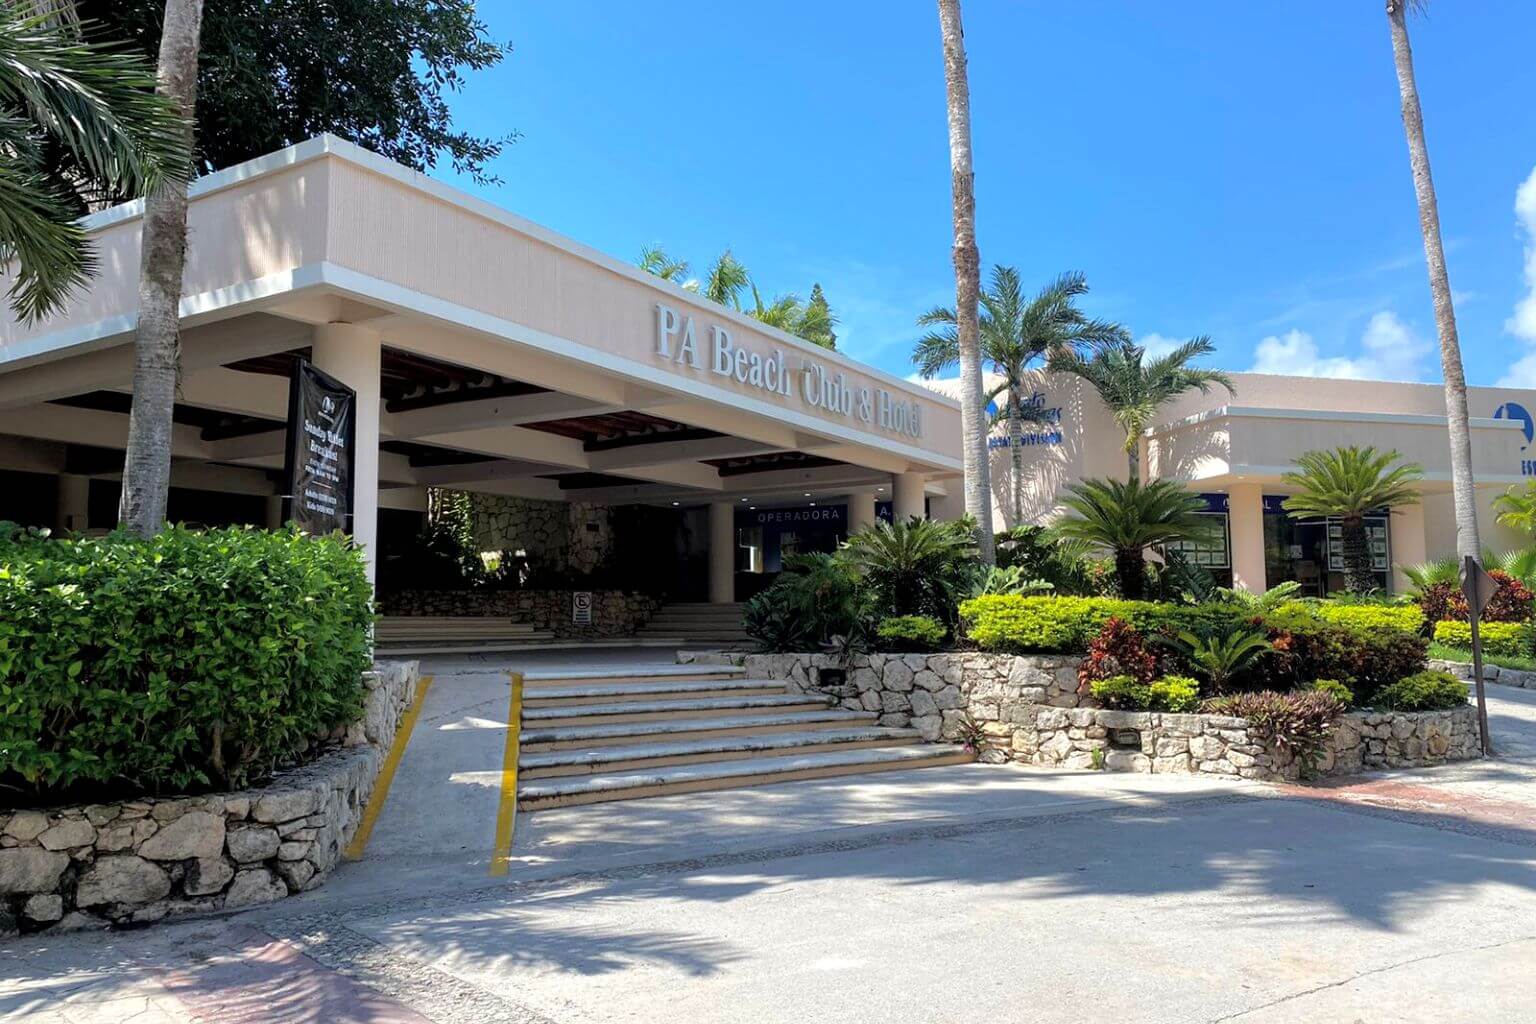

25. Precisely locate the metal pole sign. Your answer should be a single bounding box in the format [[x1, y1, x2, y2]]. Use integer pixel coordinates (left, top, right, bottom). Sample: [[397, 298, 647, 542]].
[[1459, 555, 1497, 756], [282, 359, 356, 535]]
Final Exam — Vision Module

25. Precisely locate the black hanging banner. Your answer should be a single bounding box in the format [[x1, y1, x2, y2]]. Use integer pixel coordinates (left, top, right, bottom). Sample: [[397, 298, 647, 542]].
[[283, 359, 356, 535]]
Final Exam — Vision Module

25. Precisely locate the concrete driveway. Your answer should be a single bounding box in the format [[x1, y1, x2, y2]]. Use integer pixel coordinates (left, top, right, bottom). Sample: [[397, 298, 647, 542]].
[[6, 663, 1536, 1024]]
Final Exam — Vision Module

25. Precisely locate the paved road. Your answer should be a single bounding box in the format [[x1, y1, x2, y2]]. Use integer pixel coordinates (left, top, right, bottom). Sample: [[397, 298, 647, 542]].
[[7, 664, 1536, 1024]]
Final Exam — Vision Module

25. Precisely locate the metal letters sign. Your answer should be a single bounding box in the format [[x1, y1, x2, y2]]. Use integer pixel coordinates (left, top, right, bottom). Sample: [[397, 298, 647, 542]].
[[283, 360, 355, 535], [572, 591, 593, 626]]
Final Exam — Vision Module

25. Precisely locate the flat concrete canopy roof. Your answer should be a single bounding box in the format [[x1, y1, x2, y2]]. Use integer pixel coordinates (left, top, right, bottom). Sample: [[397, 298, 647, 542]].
[[0, 135, 962, 509]]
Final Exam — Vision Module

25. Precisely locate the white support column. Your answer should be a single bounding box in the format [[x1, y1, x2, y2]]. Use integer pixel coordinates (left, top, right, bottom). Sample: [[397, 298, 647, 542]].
[[1390, 498, 1428, 596], [708, 501, 735, 604], [55, 474, 89, 534], [1228, 483, 1267, 594], [893, 472, 927, 522], [311, 323, 382, 585], [846, 492, 876, 536]]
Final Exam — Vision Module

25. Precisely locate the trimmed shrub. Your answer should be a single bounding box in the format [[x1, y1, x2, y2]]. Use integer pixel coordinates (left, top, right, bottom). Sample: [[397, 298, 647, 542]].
[[1202, 689, 1347, 774], [0, 525, 372, 800], [1373, 670, 1470, 711], [1149, 675, 1202, 712], [959, 595, 1255, 655], [1258, 616, 1427, 706], [1446, 570, 1534, 623], [1311, 679, 1355, 706], [1432, 620, 1529, 659], [1089, 674, 1148, 710], [876, 615, 947, 651], [1303, 601, 1424, 634]]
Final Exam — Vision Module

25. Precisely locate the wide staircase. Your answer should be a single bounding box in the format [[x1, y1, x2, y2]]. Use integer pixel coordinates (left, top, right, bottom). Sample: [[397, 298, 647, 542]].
[[634, 602, 750, 646], [516, 664, 970, 810], [374, 616, 555, 655]]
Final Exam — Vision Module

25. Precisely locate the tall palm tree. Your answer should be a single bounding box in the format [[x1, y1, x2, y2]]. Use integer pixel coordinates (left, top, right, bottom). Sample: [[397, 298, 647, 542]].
[[119, 0, 204, 538], [0, 8, 189, 322], [935, 0, 992, 564], [637, 244, 690, 285], [913, 267, 1127, 523], [1051, 477, 1212, 600], [747, 282, 837, 350], [1386, 0, 1479, 564], [1281, 446, 1423, 595], [1050, 338, 1235, 481], [637, 246, 837, 348]]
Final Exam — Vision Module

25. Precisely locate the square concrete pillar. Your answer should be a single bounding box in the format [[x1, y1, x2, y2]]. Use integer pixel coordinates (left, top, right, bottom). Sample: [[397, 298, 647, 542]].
[[311, 323, 381, 586], [55, 473, 90, 534], [1227, 483, 1267, 594], [708, 501, 735, 603], [1390, 498, 1427, 596]]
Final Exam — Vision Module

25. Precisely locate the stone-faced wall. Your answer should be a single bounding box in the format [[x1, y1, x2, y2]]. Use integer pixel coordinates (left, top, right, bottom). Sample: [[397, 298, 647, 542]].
[[0, 661, 418, 936], [462, 493, 569, 567], [1010, 705, 1482, 781], [678, 651, 1081, 742], [1431, 657, 1536, 691], [378, 589, 659, 638]]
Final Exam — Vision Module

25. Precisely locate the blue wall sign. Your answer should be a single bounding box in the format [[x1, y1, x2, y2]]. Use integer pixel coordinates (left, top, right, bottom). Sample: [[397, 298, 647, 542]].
[[988, 391, 1064, 448]]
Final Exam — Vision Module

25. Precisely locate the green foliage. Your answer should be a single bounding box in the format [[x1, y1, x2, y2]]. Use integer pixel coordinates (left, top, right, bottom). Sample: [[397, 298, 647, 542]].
[[1311, 679, 1355, 707], [1281, 447, 1424, 594], [743, 553, 869, 653], [1432, 620, 1529, 658], [1287, 601, 1425, 634], [1494, 481, 1536, 535], [965, 563, 1053, 599], [84, 0, 510, 185], [1201, 689, 1347, 774], [0, 10, 191, 321], [838, 517, 979, 623], [0, 525, 372, 800], [639, 245, 837, 348], [959, 595, 1255, 655], [995, 525, 1095, 595], [1151, 675, 1203, 712], [1089, 673, 1200, 712], [1373, 671, 1470, 711], [1051, 478, 1216, 599], [1211, 581, 1302, 611], [875, 615, 948, 651], [1164, 629, 1272, 692]]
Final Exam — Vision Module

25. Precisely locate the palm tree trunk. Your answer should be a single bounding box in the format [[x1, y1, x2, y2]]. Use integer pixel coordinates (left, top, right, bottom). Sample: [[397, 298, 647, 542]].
[[1127, 440, 1139, 483], [1115, 548, 1144, 601], [1008, 389, 1024, 526], [118, 0, 204, 538], [1341, 515, 1376, 594], [1387, 2, 1479, 563], [936, 0, 994, 565]]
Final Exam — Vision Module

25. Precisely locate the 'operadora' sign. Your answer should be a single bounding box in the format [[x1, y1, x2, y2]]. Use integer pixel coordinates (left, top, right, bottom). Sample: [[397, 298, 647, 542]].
[[654, 303, 923, 438]]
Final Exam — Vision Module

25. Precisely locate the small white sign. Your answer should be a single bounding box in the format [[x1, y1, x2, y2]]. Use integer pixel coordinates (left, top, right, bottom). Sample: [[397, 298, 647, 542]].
[[572, 591, 593, 625]]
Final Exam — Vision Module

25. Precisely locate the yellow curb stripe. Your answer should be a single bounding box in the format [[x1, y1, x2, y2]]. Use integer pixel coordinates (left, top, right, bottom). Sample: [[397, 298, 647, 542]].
[[489, 671, 523, 877], [343, 673, 434, 862]]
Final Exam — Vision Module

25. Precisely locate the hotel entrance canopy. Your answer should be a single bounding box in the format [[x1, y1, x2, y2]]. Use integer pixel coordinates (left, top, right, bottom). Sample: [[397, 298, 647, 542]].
[[0, 136, 962, 580]]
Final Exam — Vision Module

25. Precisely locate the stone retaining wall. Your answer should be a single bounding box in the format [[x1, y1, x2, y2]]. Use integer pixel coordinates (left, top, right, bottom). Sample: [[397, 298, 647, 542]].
[[379, 588, 660, 638], [0, 660, 419, 936], [1430, 657, 1536, 691], [1006, 704, 1482, 781], [681, 650, 1483, 779]]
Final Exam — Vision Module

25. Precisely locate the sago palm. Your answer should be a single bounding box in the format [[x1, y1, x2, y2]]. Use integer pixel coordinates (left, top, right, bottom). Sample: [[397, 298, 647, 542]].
[[0, 9, 190, 321], [1050, 337, 1234, 481], [1281, 446, 1423, 595], [837, 515, 978, 621], [1168, 629, 1272, 693], [913, 267, 1127, 523], [1051, 478, 1212, 600]]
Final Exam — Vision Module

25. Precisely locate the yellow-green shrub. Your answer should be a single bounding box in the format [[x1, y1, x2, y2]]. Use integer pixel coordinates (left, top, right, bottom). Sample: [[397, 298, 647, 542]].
[[1306, 602, 1424, 634], [958, 595, 1255, 654], [1432, 620, 1529, 658]]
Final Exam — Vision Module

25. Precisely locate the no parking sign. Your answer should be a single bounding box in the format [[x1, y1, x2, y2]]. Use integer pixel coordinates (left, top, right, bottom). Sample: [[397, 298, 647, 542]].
[[572, 591, 593, 625]]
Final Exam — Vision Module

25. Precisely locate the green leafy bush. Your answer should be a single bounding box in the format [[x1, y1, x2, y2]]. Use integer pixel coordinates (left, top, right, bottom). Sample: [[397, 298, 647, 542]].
[[1432, 620, 1528, 659], [1301, 601, 1425, 634], [744, 553, 870, 653], [1311, 679, 1355, 706], [1202, 689, 1347, 774], [1373, 671, 1469, 711], [1259, 614, 1427, 705], [959, 595, 1255, 654], [1149, 675, 1202, 712], [876, 615, 947, 651], [0, 525, 372, 800], [839, 516, 978, 624], [1089, 675, 1149, 710]]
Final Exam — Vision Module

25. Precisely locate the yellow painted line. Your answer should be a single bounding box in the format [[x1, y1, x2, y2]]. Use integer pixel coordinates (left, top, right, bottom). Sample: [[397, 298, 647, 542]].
[[489, 671, 524, 877], [343, 673, 434, 861]]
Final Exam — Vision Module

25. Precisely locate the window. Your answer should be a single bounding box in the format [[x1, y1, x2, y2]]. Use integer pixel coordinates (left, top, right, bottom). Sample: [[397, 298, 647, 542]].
[[1166, 511, 1231, 569]]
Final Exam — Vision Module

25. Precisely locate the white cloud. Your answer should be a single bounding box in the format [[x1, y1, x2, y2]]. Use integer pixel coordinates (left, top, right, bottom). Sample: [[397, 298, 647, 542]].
[[1499, 166, 1536, 386], [1137, 333, 1186, 358], [1249, 311, 1431, 381]]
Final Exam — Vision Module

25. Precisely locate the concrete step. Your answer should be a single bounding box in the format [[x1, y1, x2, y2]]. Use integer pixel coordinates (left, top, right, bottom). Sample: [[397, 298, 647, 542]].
[[517, 745, 974, 810], [522, 678, 786, 707], [519, 727, 924, 778], [520, 709, 878, 751], [522, 693, 831, 728], [375, 636, 557, 655], [522, 664, 745, 686]]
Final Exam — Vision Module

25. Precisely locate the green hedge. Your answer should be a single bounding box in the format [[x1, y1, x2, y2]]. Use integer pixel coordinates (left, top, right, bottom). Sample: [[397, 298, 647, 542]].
[[958, 595, 1255, 654], [1433, 620, 1528, 658], [1373, 670, 1469, 711], [876, 615, 947, 651], [1291, 601, 1424, 634], [0, 525, 373, 799]]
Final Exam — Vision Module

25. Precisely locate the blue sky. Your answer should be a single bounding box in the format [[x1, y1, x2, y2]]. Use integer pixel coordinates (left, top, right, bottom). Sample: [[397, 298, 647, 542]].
[[435, 2, 1536, 389]]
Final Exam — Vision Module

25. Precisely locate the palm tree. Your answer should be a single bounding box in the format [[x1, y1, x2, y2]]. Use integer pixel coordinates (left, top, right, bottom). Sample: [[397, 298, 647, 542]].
[[837, 515, 979, 622], [1050, 338, 1235, 480], [1493, 482, 1536, 536], [638, 244, 690, 285], [118, 0, 204, 538], [637, 246, 837, 349], [1051, 477, 1212, 600], [1281, 446, 1424, 595], [747, 283, 837, 350], [0, 9, 189, 323], [1386, 0, 1480, 565], [935, 0, 992, 565], [913, 268, 1127, 523]]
